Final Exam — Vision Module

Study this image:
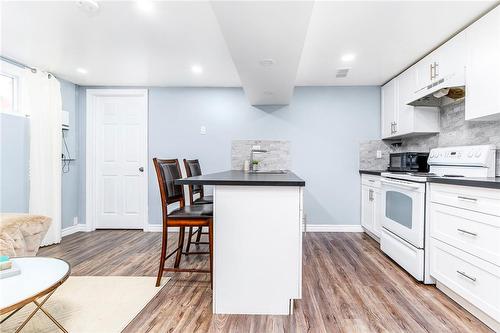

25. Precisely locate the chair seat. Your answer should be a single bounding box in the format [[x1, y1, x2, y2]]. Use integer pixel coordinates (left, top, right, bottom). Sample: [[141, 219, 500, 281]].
[[194, 195, 213, 205], [168, 204, 213, 219]]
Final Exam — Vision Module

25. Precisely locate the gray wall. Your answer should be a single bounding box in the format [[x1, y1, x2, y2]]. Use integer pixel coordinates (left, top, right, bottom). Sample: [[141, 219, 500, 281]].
[[146, 86, 380, 225], [0, 113, 29, 212], [0, 78, 79, 228], [60, 79, 80, 228]]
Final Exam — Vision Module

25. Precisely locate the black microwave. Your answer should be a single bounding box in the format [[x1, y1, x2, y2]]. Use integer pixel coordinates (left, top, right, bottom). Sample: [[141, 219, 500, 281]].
[[388, 152, 429, 172]]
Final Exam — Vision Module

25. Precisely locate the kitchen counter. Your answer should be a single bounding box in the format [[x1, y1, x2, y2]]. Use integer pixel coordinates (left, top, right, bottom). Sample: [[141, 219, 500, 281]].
[[177, 170, 304, 315], [359, 170, 386, 176], [175, 170, 305, 187], [428, 176, 500, 189]]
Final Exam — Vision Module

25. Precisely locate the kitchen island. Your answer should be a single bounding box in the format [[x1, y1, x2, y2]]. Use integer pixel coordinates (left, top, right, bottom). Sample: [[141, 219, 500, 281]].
[[176, 170, 305, 315]]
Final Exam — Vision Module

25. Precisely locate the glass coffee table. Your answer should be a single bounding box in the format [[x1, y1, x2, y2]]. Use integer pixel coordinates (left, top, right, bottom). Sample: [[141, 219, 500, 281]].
[[0, 257, 71, 332]]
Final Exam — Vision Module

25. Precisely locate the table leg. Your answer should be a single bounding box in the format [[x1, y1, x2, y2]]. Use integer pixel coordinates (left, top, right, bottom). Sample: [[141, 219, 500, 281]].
[[14, 289, 67, 333]]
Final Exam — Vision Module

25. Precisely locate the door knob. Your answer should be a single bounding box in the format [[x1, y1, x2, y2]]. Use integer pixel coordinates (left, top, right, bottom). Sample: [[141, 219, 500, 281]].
[[139, 167, 144, 172]]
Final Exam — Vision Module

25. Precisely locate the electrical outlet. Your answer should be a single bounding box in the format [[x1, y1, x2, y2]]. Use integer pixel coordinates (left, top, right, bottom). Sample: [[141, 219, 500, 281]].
[[73, 216, 78, 226], [376, 150, 382, 159], [200, 126, 207, 135], [252, 145, 261, 150]]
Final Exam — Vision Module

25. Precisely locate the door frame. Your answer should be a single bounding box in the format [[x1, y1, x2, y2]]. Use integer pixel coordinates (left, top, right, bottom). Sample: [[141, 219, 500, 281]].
[[85, 89, 149, 231]]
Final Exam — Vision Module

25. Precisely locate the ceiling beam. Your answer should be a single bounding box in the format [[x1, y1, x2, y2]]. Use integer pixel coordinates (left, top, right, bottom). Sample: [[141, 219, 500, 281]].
[[211, 1, 314, 105]]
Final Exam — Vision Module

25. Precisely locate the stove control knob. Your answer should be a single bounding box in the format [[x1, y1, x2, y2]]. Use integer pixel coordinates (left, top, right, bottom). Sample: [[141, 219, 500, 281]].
[[475, 151, 482, 158], [468, 151, 474, 158]]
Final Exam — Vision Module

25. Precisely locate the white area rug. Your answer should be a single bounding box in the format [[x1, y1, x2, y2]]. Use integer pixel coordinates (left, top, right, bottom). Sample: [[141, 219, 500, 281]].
[[1, 276, 169, 333]]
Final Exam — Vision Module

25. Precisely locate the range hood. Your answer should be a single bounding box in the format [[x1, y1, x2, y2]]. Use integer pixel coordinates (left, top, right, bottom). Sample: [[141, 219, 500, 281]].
[[408, 72, 465, 107]]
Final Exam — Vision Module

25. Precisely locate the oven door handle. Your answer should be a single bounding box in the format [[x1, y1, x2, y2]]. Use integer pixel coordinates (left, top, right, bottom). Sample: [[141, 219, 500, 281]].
[[381, 179, 421, 190]]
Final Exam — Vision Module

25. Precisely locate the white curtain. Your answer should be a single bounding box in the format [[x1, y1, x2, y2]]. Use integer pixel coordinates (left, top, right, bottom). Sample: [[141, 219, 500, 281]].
[[22, 69, 62, 246]]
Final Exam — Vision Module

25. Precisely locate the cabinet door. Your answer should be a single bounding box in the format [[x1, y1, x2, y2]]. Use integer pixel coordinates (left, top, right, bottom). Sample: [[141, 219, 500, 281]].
[[372, 188, 382, 238], [434, 32, 466, 82], [396, 68, 417, 135], [415, 53, 435, 90], [465, 6, 500, 121], [361, 186, 374, 232], [381, 78, 397, 139]]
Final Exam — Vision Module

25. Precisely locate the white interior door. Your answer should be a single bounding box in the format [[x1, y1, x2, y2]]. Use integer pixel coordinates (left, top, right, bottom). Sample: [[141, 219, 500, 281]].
[[87, 89, 148, 229]]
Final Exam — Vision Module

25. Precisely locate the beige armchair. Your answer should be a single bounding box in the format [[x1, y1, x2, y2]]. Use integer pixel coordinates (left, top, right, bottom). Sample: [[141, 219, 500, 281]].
[[0, 214, 52, 257]]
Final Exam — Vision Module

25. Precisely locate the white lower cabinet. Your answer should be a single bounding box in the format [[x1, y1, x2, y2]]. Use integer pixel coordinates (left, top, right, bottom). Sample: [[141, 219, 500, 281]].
[[361, 175, 382, 239], [429, 183, 500, 330]]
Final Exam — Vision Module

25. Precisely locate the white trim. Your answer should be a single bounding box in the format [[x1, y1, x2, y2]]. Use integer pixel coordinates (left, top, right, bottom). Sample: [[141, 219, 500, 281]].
[[143, 224, 181, 232], [302, 224, 364, 233], [61, 224, 90, 237], [85, 89, 149, 231]]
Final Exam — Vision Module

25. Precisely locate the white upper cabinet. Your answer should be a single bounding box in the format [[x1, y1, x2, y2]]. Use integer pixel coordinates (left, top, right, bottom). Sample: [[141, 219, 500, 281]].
[[381, 69, 439, 139], [465, 5, 500, 121], [381, 78, 397, 138], [414, 32, 466, 100]]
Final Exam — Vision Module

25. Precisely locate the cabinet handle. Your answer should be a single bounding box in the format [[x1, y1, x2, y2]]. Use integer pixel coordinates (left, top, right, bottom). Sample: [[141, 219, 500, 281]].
[[430, 63, 434, 80], [457, 196, 478, 202], [457, 270, 477, 282], [369, 189, 374, 201], [434, 62, 439, 78], [457, 228, 478, 237], [394, 122, 397, 133]]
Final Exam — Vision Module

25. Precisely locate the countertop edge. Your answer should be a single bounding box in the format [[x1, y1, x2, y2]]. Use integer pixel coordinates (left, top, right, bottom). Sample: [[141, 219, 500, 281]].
[[427, 177, 500, 190], [359, 170, 385, 176], [177, 179, 305, 187]]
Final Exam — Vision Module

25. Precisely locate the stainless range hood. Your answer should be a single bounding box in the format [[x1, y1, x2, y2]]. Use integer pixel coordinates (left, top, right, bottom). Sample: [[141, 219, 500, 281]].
[[408, 72, 465, 107]]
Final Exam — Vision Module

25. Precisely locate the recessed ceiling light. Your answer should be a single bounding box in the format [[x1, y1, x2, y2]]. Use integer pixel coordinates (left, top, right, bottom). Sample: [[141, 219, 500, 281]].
[[77, 0, 100, 13], [136, 0, 154, 12], [191, 65, 203, 74], [341, 53, 356, 62], [263, 91, 273, 96], [76, 68, 88, 74], [259, 59, 276, 67]]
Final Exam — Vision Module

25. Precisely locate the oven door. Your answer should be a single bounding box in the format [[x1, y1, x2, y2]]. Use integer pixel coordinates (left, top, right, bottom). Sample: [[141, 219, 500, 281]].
[[381, 178, 426, 248]]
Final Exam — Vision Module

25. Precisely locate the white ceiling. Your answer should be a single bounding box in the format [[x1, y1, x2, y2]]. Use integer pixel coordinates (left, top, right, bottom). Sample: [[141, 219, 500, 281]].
[[1, 1, 499, 104]]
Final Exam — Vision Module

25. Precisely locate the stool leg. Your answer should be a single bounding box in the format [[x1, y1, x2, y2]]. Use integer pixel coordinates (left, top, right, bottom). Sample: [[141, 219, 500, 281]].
[[174, 227, 186, 268], [208, 220, 213, 289], [156, 223, 168, 287], [196, 227, 202, 244], [186, 227, 193, 254]]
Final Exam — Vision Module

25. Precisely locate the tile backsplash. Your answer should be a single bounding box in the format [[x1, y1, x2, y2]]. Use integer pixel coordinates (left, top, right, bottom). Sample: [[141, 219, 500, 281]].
[[360, 100, 500, 175], [231, 140, 291, 171]]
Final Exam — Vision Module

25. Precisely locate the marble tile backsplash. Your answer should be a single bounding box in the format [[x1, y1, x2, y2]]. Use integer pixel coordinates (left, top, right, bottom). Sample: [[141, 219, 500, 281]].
[[360, 100, 500, 175], [231, 140, 291, 171]]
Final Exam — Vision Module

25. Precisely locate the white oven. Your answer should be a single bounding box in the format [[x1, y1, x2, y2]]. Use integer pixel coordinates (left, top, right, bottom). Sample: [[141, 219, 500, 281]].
[[380, 177, 426, 281], [380, 178, 426, 248]]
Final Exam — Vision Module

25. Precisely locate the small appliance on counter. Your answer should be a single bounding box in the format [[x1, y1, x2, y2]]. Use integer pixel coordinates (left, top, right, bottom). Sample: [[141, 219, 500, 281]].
[[387, 152, 429, 173], [379, 145, 496, 284]]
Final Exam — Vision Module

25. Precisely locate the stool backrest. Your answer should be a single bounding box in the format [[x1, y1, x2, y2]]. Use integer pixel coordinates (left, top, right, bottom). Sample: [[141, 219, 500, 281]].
[[153, 158, 185, 208], [183, 159, 204, 204]]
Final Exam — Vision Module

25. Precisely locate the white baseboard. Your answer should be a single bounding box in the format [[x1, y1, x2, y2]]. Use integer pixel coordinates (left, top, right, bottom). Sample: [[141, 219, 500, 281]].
[[62, 224, 90, 237], [143, 224, 180, 232], [65, 224, 362, 234], [303, 224, 364, 232], [145, 224, 363, 233]]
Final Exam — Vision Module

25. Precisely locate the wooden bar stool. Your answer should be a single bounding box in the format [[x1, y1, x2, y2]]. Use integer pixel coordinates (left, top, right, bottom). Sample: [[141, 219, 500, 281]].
[[183, 159, 213, 253], [153, 158, 213, 288]]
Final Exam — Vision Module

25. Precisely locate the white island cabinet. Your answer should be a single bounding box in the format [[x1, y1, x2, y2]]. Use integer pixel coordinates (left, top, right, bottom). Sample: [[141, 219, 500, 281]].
[[176, 170, 305, 315]]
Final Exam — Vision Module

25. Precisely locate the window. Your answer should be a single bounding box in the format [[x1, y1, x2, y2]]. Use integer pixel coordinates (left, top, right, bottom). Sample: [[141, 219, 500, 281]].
[[0, 73, 18, 114]]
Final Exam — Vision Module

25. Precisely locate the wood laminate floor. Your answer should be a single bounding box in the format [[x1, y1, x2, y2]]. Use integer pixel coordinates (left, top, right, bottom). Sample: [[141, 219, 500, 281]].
[[38, 230, 492, 333]]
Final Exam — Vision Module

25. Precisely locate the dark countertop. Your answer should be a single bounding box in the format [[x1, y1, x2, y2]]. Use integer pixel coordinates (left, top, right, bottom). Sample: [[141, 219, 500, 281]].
[[175, 170, 306, 187], [359, 170, 386, 176], [428, 176, 500, 190]]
